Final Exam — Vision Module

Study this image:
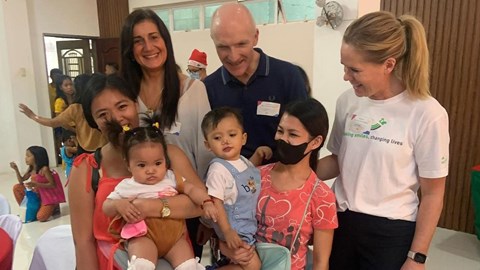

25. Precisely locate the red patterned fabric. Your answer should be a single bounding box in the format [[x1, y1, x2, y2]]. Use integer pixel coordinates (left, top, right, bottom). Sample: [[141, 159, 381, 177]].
[[256, 163, 338, 270]]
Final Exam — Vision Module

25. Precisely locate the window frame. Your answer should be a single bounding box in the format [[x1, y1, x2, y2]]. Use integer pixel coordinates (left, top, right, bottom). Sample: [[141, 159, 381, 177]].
[[149, 0, 315, 33]]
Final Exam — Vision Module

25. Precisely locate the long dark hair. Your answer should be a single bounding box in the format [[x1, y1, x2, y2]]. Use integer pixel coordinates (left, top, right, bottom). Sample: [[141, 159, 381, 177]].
[[120, 8, 180, 129], [27, 146, 49, 173], [283, 98, 329, 171], [81, 73, 137, 129], [72, 73, 92, 104], [55, 75, 73, 106]]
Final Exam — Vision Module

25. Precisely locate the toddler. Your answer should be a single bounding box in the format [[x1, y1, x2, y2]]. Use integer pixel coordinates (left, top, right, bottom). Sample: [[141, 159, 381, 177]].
[[201, 107, 271, 270]]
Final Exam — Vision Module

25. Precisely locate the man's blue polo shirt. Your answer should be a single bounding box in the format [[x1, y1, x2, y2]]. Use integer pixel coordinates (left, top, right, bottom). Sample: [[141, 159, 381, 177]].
[[204, 48, 307, 161]]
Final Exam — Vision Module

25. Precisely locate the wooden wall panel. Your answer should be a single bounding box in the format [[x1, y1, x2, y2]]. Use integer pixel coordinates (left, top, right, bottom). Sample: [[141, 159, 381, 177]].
[[94, 38, 121, 74], [96, 0, 129, 38], [381, 0, 480, 233]]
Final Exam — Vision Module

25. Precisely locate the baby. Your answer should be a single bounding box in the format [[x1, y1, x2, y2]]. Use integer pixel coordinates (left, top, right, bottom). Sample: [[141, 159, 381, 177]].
[[104, 120, 217, 270]]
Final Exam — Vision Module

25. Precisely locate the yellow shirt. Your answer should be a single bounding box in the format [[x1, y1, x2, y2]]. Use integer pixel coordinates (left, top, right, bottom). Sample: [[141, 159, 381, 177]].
[[54, 97, 67, 114], [55, 104, 107, 151], [48, 83, 56, 115]]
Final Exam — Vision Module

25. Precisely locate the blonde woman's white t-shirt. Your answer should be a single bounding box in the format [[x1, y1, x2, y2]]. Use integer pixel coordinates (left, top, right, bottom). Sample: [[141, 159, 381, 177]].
[[328, 89, 449, 221]]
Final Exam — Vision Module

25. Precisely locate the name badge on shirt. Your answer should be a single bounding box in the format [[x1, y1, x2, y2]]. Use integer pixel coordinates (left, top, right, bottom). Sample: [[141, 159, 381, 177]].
[[164, 121, 182, 135], [257, 101, 281, 117]]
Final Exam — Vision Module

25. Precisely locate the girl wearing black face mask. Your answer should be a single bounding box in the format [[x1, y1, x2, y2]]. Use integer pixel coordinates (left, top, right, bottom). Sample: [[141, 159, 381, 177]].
[[219, 98, 338, 270]]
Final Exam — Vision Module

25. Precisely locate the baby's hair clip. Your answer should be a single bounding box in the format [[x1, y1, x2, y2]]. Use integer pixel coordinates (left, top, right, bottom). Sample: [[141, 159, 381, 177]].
[[152, 122, 160, 129], [122, 125, 130, 132]]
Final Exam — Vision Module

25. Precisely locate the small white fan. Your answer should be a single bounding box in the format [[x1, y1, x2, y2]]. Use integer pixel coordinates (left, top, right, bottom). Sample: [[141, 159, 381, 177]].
[[316, 1, 344, 29]]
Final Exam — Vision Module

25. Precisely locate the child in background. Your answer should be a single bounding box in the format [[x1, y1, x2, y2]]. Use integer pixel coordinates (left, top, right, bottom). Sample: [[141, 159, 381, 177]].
[[53, 74, 74, 164], [47, 68, 63, 117], [54, 74, 74, 116], [18, 73, 108, 155], [60, 130, 78, 178], [201, 107, 271, 270], [10, 146, 66, 221], [105, 62, 119, 75], [103, 117, 217, 270]]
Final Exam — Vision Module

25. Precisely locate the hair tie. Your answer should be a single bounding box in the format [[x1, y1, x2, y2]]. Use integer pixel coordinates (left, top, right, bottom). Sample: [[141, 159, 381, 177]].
[[122, 125, 130, 132], [152, 122, 160, 129]]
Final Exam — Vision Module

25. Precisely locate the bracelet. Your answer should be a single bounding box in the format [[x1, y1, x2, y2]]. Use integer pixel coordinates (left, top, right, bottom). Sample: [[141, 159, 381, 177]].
[[201, 198, 214, 210]]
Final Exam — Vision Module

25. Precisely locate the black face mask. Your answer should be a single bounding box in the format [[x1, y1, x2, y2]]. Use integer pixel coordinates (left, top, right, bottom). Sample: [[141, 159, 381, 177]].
[[274, 139, 310, 165]]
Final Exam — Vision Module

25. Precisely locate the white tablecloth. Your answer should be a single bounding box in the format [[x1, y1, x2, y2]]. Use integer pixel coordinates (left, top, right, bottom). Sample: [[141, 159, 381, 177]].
[[29, 225, 75, 270]]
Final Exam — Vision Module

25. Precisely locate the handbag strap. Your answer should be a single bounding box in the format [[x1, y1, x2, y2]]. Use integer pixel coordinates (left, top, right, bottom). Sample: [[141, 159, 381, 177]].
[[289, 177, 320, 252]]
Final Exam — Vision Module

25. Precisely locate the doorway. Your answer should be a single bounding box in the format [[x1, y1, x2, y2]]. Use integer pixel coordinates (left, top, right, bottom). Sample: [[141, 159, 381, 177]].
[[43, 35, 96, 164], [56, 39, 93, 77], [44, 36, 95, 78]]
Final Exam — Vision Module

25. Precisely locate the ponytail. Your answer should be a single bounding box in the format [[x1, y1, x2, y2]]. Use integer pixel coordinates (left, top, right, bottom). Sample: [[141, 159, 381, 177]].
[[398, 15, 430, 98]]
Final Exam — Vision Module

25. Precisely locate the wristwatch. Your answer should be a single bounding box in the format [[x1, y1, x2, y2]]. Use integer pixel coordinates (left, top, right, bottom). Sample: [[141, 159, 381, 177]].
[[160, 199, 171, 218], [407, 251, 427, 264]]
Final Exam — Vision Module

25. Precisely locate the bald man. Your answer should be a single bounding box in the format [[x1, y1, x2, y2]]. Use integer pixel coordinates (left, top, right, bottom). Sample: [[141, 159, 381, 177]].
[[204, 3, 307, 163]]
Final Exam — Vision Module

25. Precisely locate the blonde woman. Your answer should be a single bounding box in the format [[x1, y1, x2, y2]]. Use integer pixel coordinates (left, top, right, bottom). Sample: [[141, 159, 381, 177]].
[[317, 11, 449, 270]]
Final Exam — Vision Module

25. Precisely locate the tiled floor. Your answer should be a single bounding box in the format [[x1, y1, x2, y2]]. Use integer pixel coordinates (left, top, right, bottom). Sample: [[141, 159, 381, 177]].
[[1, 167, 479, 269]]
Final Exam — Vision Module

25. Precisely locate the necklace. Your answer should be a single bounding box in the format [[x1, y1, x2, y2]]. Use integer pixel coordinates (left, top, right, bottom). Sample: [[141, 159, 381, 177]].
[[139, 86, 164, 116], [145, 107, 154, 117]]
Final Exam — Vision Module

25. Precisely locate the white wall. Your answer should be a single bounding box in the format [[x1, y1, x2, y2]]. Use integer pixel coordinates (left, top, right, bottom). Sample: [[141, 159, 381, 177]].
[[0, 0, 42, 174], [358, 0, 381, 17], [0, 2, 19, 174], [313, 0, 359, 157], [0, 0, 99, 173]]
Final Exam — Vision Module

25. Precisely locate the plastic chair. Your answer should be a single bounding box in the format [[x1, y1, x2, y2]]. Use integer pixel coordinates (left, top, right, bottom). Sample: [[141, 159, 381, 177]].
[[0, 194, 10, 215], [0, 214, 22, 244], [29, 225, 76, 270]]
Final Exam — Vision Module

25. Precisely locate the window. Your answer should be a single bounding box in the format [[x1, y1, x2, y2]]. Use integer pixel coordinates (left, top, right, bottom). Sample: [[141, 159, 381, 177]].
[[280, 0, 315, 22], [150, 0, 314, 32], [204, 4, 222, 29], [155, 10, 170, 30], [243, 0, 275, 25], [173, 7, 200, 31], [60, 49, 84, 78]]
